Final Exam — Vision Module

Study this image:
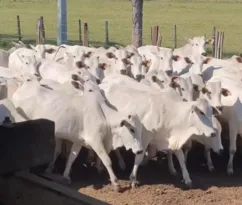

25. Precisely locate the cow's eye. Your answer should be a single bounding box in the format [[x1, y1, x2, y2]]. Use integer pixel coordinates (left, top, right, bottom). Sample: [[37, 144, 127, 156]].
[[181, 88, 185, 91], [130, 128, 135, 133], [200, 111, 205, 115], [196, 44, 198, 46]]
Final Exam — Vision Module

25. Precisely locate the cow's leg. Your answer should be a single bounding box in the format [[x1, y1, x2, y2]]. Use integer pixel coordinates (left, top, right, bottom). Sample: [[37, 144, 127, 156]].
[[130, 140, 150, 188], [167, 151, 177, 176], [91, 142, 120, 192], [115, 149, 126, 171], [204, 146, 215, 172], [45, 138, 63, 174], [87, 149, 96, 164], [63, 142, 82, 182], [227, 125, 237, 175], [96, 157, 105, 174], [174, 149, 192, 188], [141, 144, 157, 166], [129, 151, 145, 188], [183, 140, 192, 163]]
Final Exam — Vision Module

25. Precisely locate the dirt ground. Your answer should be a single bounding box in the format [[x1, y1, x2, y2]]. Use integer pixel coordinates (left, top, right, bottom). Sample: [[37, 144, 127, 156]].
[[53, 139, 242, 205]]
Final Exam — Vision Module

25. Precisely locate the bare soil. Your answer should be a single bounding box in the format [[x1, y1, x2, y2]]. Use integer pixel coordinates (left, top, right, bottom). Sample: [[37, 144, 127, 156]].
[[55, 139, 242, 205]]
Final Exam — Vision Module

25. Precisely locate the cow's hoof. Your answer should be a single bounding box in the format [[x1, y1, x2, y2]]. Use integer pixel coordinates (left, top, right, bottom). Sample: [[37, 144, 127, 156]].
[[208, 165, 215, 172], [62, 176, 71, 185], [113, 184, 121, 192], [227, 168, 233, 176], [131, 181, 139, 189], [170, 169, 177, 176], [185, 181, 192, 189]]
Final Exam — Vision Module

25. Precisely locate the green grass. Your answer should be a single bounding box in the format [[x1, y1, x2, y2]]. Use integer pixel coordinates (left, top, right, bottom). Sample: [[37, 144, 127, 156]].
[[0, 0, 241, 56]]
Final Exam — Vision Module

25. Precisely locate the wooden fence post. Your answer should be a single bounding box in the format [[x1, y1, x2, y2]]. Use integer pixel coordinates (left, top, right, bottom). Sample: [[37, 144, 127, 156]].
[[220, 32, 224, 59], [212, 27, 216, 57], [78, 20, 82, 44], [17, 15, 22, 41], [152, 26, 159, 46], [36, 18, 41, 44], [83, 23, 89, 47], [40, 16, 45, 44], [105, 21, 109, 45], [174, 24, 177, 49]]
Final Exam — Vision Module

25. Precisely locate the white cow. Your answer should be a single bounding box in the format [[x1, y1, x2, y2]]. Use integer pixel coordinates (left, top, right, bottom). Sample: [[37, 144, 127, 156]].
[[173, 36, 213, 57], [12, 79, 143, 191], [100, 75, 216, 188]]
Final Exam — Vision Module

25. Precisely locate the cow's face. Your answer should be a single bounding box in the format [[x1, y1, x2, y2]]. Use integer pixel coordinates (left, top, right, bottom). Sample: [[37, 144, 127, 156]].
[[186, 36, 213, 56], [115, 114, 143, 155], [190, 99, 216, 138], [157, 49, 173, 76], [201, 80, 223, 114], [171, 76, 194, 102], [205, 129, 223, 154]]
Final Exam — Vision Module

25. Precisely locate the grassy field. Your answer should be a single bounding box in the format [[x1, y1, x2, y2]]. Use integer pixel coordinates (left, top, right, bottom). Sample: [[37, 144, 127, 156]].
[[0, 0, 241, 55]]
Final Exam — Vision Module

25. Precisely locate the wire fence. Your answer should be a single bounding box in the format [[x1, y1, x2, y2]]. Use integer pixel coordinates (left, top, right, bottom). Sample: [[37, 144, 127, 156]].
[[0, 13, 240, 58]]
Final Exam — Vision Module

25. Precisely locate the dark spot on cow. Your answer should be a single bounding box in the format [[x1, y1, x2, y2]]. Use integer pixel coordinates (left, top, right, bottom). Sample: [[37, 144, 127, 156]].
[[172, 55, 180, 61], [236, 57, 242, 63], [76, 61, 86, 69], [84, 51, 92, 58], [96, 79, 101, 84], [128, 115, 131, 119], [193, 84, 199, 92], [130, 128, 135, 133], [122, 58, 132, 66], [71, 81, 81, 89], [89, 89, 93, 92], [127, 52, 135, 59], [151, 76, 157, 82], [203, 58, 212, 64], [120, 69, 127, 75], [45, 48, 56, 54], [98, 63, 106, 70], [184, 57, 193, 64], [221, 88, 232, 96], [71, 74, 81, 81], [106, 52, 116, 59], [201, 87, 209, 94]]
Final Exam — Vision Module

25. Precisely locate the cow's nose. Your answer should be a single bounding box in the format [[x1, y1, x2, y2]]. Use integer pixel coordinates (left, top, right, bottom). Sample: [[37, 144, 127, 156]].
[[96, 79, 101, 85], [135, 74, 143, 82], [210, 132, 216, 138], [120, 69, 127, 75], [202, 52, 207, 56], [165, 70, 173, 76], [216, 106, 223, 112], [218, 148, 224, 156], [136, 150, 143, 155]]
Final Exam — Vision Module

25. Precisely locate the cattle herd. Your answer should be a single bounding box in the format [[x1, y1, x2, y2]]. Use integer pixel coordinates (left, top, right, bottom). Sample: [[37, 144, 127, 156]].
[[0, 36, 242, 192]]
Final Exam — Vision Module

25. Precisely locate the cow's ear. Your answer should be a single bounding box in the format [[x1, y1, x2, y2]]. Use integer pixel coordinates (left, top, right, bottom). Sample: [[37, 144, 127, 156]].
[[170, 76, 179, 88], [203, 57, 212, 64], [221, 88, 231, 97], [172, 55, 180, 62], [151, 76, 157, 82], [45, 48, 56, 54], [205, 39, 214, 45], [84, 51, 92, 58], [236, 57, 242, 63], [106, 52, 116, 59], [120, 120, 127, 127], [201, 87, 209, 94]]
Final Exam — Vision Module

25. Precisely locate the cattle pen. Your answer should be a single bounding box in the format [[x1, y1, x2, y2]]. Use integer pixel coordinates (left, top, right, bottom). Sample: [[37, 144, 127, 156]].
[[1, 0, 242, 205]]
